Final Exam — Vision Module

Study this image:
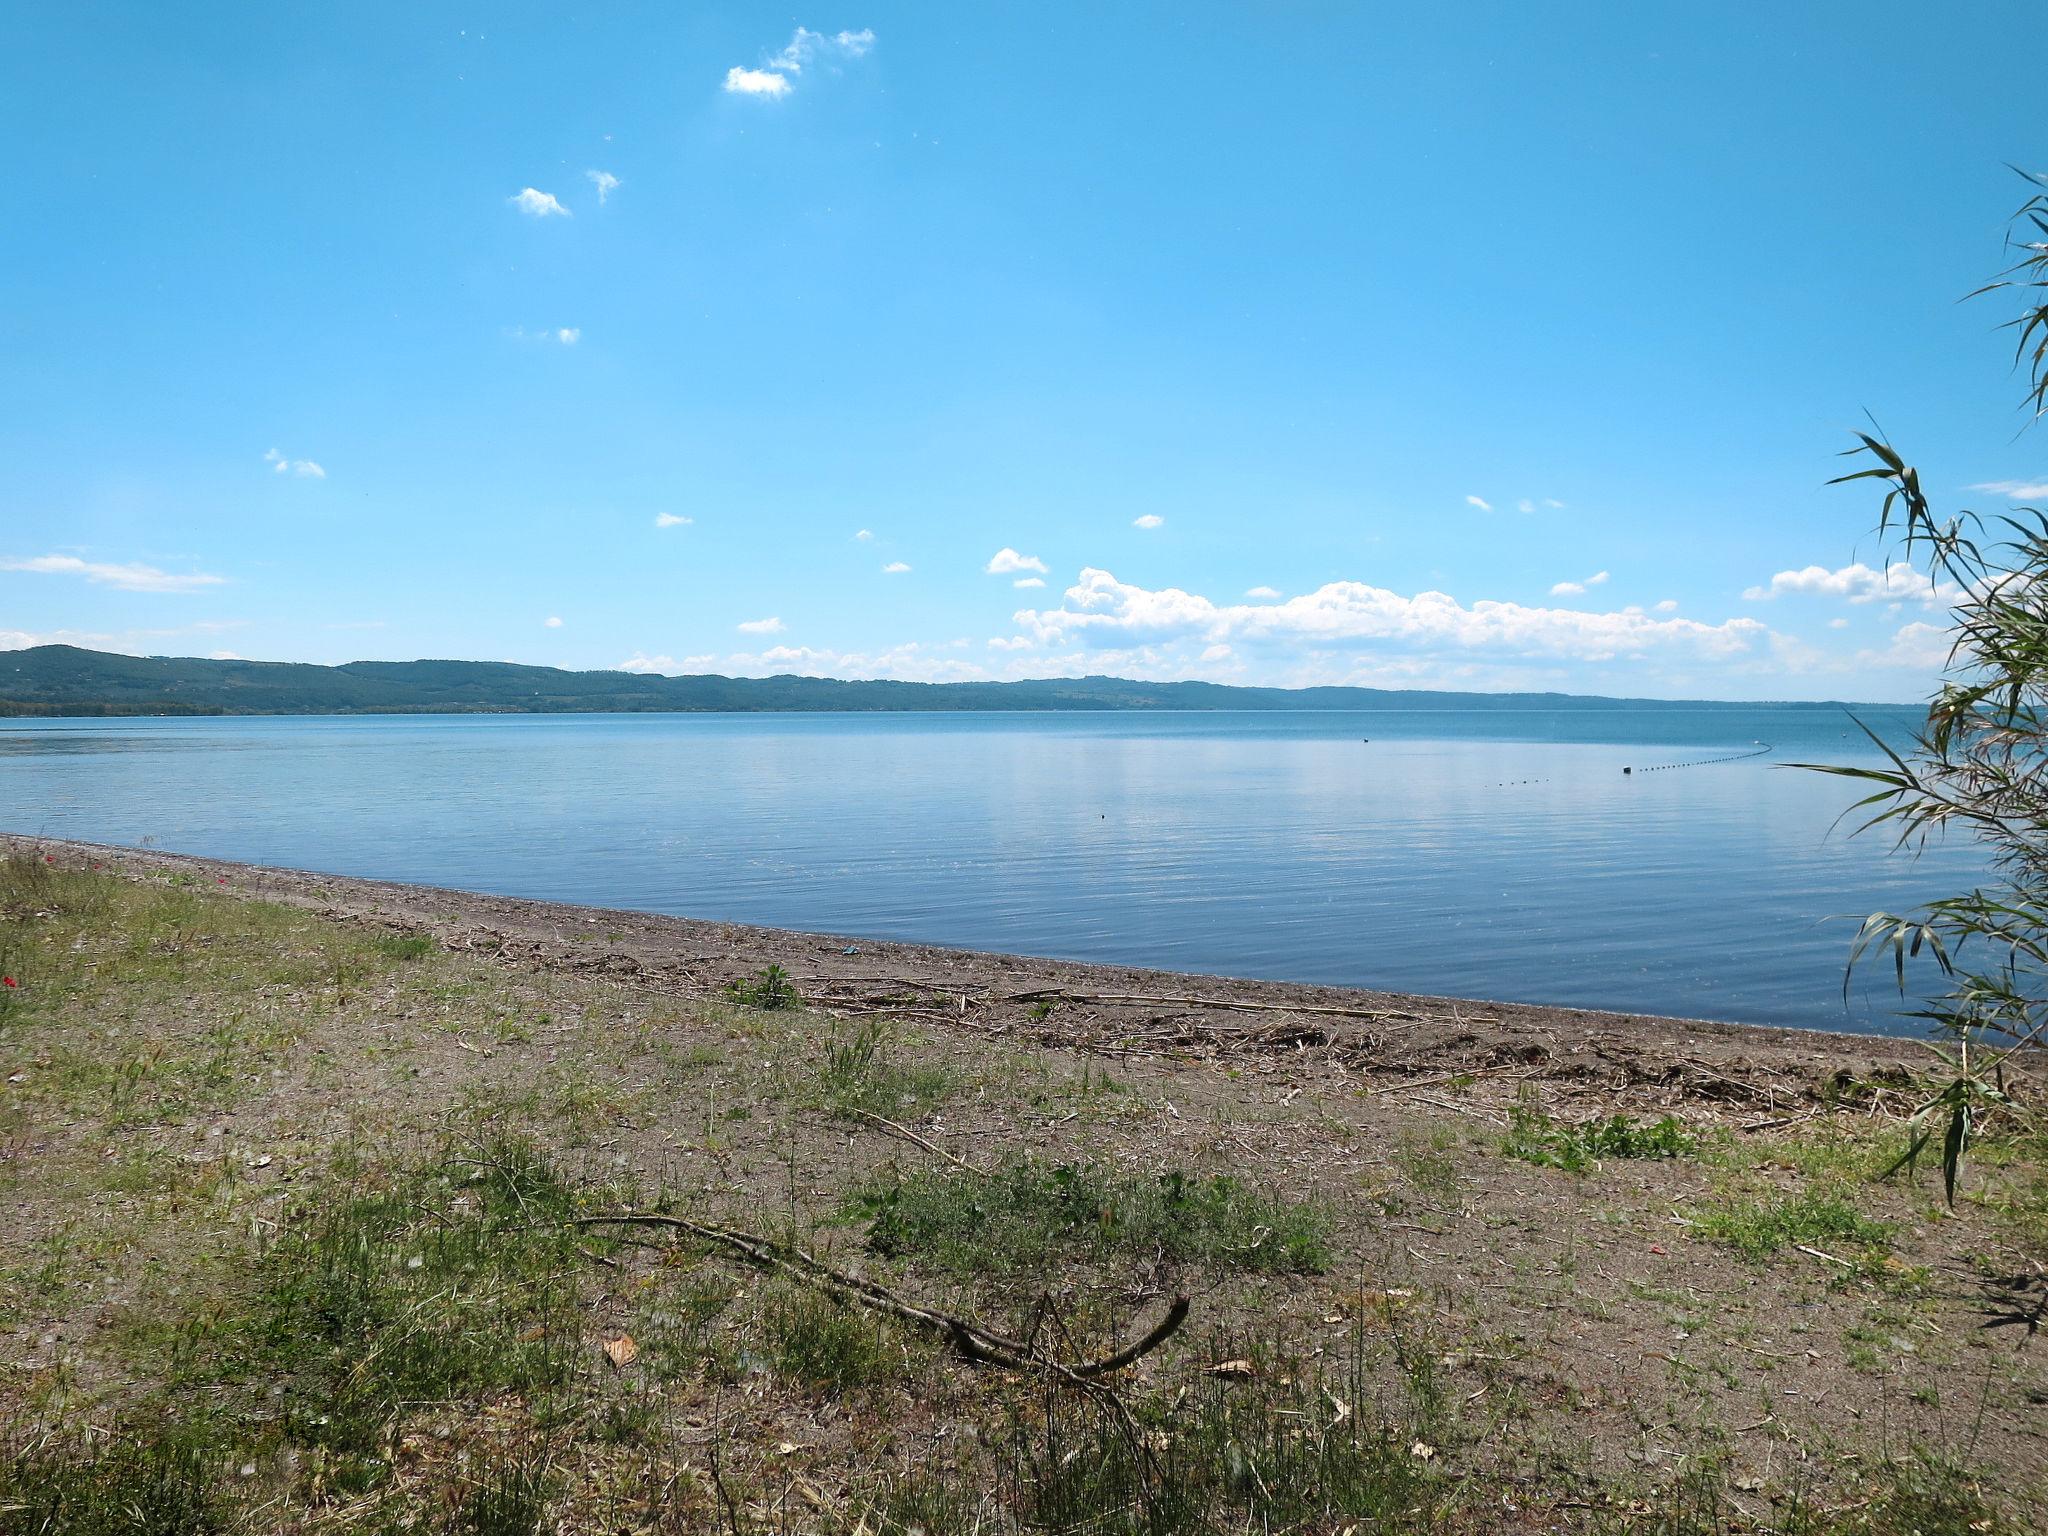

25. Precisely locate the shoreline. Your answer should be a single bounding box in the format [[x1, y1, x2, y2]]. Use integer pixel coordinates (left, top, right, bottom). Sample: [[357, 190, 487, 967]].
[[12, 833, 1947, 1111]]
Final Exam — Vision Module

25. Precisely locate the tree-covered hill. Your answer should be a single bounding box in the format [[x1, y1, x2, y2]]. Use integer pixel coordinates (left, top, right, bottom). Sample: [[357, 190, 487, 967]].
[[0, 644, 1854, 716]]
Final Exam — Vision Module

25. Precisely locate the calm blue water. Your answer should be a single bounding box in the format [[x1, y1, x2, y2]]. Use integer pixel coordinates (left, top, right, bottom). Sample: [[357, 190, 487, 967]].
[[0, 708, 1985, 1036]]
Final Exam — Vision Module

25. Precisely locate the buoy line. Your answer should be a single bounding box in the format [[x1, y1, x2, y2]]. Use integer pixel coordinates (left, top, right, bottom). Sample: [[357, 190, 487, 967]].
[[1623, 742, 1774, 776]]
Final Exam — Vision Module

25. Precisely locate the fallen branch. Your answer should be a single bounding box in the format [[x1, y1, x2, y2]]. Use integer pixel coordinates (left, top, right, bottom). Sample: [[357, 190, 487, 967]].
[[573, 1210, 1188, 1382]]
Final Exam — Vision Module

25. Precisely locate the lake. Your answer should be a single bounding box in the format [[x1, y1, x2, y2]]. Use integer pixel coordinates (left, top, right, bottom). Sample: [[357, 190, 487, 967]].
[[0, 707, 1983, 1036]]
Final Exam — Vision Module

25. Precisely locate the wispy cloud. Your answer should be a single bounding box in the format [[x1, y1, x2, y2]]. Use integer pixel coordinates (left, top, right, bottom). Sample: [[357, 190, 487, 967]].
[[737, 616, 785, 635], [1973, 479, 2048, 500], [1742, 561, 1957, 607], [1465, 495, 1493, 512], [654, 513, 693, 528], [1548, 570, 1609, 597], [723, 26, 875, 98], [883, 561, 911, 574], [1012, 577, 1045, 589], [1245, 586, 1282, 600], [986, 547, 1048, 576], [854, 529, 875, 541], [507, 326, 579, 346], [585, 170, 620, 205], [1132, 514, 1165, 530], [2, 554, 227, 594], [509, 187, 570, 218], [263, 448, 325, 478], [544, 616, 563, 629]]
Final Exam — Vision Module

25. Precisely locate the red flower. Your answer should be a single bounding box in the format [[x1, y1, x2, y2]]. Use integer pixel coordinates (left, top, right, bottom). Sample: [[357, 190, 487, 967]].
[[2, 977, 16, 989], [42, 855, 53, 864]]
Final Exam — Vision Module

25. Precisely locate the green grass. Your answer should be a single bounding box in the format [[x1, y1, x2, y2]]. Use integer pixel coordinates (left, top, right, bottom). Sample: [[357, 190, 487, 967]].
[[851, 1158, 1333, 1277], [1693, 1185, 1893, 1262], [0, 1424, 228, 1536], [177, 1137, 621, 1496], [762, 1283, 902, 1392]]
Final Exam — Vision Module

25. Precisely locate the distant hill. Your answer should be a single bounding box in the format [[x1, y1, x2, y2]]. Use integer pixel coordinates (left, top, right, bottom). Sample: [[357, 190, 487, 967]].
[[0, 645, 1872, 716]]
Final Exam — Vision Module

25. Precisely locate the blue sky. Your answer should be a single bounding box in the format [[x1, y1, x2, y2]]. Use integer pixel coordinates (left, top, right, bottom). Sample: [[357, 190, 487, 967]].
[[2, 2, 2043, 701]]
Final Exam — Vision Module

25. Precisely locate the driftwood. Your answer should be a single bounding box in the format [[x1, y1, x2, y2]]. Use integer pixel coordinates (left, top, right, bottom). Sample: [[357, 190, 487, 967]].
[[574, 1210, 1188, 1382]]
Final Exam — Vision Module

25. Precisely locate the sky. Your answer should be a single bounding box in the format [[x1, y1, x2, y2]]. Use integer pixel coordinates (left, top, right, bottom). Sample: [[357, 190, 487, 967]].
[[2, 2, 2044, 702]]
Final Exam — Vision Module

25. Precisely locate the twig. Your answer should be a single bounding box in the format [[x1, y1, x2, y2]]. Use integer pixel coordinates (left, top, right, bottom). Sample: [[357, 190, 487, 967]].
[[847, 1107, 990, 1176]]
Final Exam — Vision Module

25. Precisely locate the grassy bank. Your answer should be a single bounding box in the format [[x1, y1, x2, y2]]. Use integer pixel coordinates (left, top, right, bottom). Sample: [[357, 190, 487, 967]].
[[1, 852, 2044, 1532]]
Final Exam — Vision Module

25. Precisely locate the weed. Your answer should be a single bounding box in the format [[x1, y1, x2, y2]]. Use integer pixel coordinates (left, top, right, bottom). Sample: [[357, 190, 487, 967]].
[[455, 1448, 559, 1536], [726, 963, 800, 1011], [854, 1158, 1332, 1276], [817, 1020, 956, 1118], [1503, 1098, 1694, 1173]]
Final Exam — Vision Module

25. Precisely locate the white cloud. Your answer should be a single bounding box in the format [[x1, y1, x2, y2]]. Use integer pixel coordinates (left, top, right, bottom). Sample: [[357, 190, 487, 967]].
[[509, 187, 571, 218], [1859, 620, 1950, 671], [723, 66, 791, 97], [883, 561, 911, 574], [854, 528, 874, 541], [1465, 495, 1493, 512], [1828, 617, 1850, 629], [556, 327, 580, 346], [1743, 561, 1958, 607], [617, 653, 678, 674], [1009, 568, 1771, 666], [1246, 586, 1282, 599], [1653, 599, 1678, 613], [1133, 514, 1165, 530], [1, 554, 227, 594], [724, 27, 874, 98], [585, 169, 620, 205], [1545, 499, 1567, 510], [987, 636, 1033, 651], [654, 513, 692, 528], [1972, 479, 2048, 500], [544, 616, 563, 629], [263, 448, 325, 478], [986, 547, 1048, 576], [1012, 576, 1045, 589], [1517, 499, 1536, 514], [737, 616, 785, 635]]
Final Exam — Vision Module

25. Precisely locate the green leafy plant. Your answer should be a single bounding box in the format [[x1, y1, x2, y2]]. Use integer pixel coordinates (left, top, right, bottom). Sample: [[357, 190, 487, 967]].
[[1797, 166, 2048, 1204], [1503, 1098, 1695, 1172], [725, 962, 800, 1011]]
